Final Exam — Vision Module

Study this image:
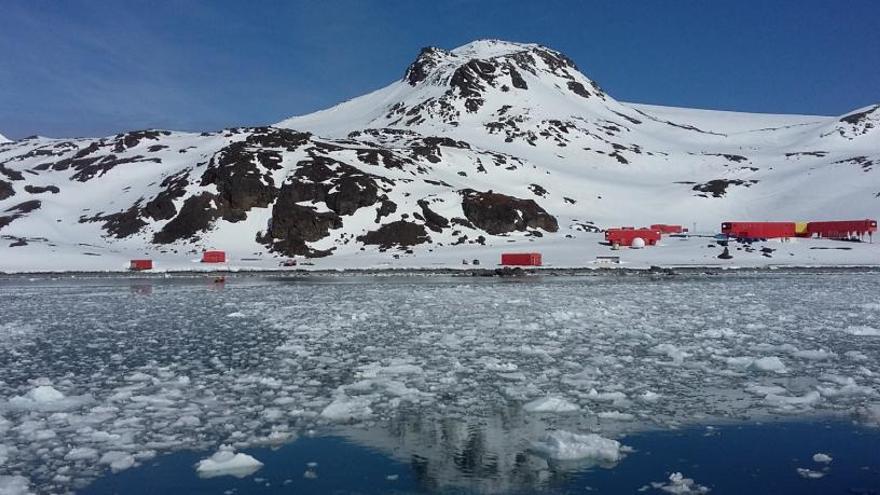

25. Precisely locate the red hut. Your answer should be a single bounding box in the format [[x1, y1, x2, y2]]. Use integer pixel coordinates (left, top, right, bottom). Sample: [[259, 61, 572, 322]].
[[202, 250, 227, 263], [501, 253, 542, 266], [129, 259, 153, 271], [650, 224, 686, 234], [605, 228, 661, 247], [720, 222, 796, 239], [806, 219, 877, 240]]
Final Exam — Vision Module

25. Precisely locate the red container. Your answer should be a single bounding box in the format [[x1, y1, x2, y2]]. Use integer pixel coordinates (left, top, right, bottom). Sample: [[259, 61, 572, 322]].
[[605, 228, 661, 246], [501, 253, 542, 266], [806, 219, 878, 239], [650, 224, 686, 234], [721, 222, 796, 239], [129, 259, 153, 271], [202, 250, 226, 263]]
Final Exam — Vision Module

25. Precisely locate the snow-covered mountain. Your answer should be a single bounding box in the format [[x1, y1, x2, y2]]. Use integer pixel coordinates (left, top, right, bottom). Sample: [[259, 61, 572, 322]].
[[0, 39, 878, 269], [0, 133, 10, 144]]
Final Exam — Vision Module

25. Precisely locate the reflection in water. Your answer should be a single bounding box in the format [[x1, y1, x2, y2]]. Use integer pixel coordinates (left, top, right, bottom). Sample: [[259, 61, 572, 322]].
[[340, 406, 622, 493], [129, 283, 153, 295]]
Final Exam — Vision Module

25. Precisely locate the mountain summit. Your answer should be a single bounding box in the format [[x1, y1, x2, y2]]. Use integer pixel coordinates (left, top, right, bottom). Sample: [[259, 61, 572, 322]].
[[0, 40, 878, 270]]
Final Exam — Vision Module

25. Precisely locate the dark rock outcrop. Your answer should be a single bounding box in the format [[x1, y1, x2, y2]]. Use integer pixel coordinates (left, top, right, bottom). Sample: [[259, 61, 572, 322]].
[[260, 181, 342, 257], [460, 189, 558, 235], [358, 220, 430, 249], [23, 185, 60, 194], [153, 193, 219, 244]]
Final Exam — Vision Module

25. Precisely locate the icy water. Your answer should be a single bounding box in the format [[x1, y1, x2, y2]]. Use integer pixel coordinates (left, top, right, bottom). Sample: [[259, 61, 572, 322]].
[[1, 272, 880, 494]]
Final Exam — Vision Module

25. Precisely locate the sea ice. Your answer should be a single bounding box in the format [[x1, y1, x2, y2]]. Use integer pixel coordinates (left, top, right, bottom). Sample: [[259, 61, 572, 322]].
[[523, 396, 580, 413], [195, 445, 263, 479], [796, 467, 826, 479], [647, 472, 710, 494], [530, 430, 624, 462], [812, 453, 832, 463]]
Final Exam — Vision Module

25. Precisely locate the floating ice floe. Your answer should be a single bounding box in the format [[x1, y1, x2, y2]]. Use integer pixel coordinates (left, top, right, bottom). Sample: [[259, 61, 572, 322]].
[[812, 452, 832, 463], [645, 472, 710, 494], [320, 395, 374, 421], [523, 396, 580, 413], [530, 430, 625, 463], [796, 467, 826, 479], [6, 385, 92, 412], [0, 475, 33, 495], [195, 445, 263, 479], [748, 356, 787, 374], [98, 451, 136, 472], [842, 325, 880, 336]]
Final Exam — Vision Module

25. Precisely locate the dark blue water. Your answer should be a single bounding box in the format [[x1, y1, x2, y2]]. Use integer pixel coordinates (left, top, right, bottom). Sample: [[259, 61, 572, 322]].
[[84, 421, 880, 495]]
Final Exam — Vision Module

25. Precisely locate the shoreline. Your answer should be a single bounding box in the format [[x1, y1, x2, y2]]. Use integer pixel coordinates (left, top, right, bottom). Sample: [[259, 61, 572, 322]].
[[3, 263, 880, 279]]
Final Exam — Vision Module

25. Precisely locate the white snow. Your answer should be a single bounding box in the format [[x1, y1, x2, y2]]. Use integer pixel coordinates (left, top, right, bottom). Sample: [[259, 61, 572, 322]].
[[195, 445, 263, 479], [530, 430, 624, 462], [0, 133, 10, 144]]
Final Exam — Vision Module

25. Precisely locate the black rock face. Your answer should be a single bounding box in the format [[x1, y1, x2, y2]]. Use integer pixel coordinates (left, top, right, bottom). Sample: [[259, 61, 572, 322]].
[[153, 193, 219, 244], [460, 189, 558, 235], [404, 47, 449, 85], [0, 180, 13, 201], [261, 181, 342, 258], [358, 220, 431, 249]]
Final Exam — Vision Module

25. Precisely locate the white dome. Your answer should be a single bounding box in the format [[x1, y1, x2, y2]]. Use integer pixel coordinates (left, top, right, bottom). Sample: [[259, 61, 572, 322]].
[[630, 237, 646, 249]]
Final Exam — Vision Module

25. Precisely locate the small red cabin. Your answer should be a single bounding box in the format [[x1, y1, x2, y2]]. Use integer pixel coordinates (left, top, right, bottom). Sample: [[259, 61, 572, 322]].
[[129, 259, 153, 271], [650, 224, 686, 234], [721, 222, 796, 239], [202, 250, 227, 263], [806, 219, 877, 239], [501, 252, 542, 266], [605, 228, 661, 247]]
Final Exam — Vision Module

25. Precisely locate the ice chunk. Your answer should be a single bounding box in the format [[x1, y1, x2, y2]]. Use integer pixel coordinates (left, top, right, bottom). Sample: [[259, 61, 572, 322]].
[[648, 472, 710, 494], [523, 396, 580, 413], [0, 475, 33, 495], [796, 467, 825, 479], [195, 445, 263, 479], [812, 453, 832, 463], [320, 396, 373, 421], [749, 356, 787, 373], [99, 451, 136, 472], [530, 430, 624, 462], [842, 325, 880, 336], [26, 385, 64, 402], [764, 391, 821, 407], [65, 447, 98, 461], [7, 385, 91, 412]]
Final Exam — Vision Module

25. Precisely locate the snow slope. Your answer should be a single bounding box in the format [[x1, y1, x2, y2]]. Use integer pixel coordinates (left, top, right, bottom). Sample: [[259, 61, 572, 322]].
[[1, 39, 878, 271], [0, 133, 10, 144]]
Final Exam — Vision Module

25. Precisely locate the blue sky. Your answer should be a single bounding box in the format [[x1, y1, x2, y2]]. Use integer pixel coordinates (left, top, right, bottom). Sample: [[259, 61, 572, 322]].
[[1, 0, 878, 139]]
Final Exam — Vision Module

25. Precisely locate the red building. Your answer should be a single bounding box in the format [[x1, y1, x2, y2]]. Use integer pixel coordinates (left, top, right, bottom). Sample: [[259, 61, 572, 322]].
[[605, 228, 661, 247], [129, 259, 153, 271], [720, 222, 797, 239], [202, 250, 227, 263], [807, 219, 877, 239], [650, 224, 686, 234], [501, 253, 542, 266]]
